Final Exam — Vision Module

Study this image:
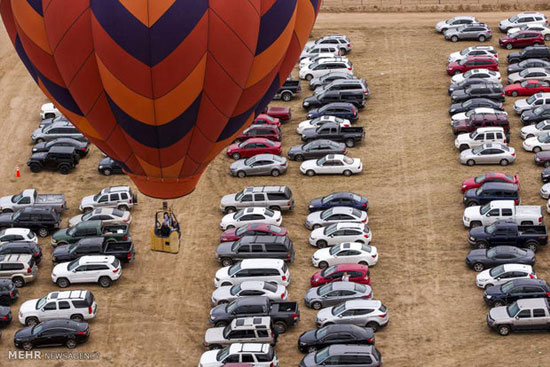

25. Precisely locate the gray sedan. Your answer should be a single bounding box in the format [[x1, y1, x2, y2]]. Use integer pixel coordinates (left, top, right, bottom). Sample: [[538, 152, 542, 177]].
[[31, 121, 87, 143], [229, 154, 287, 178], [460, 143, 516, 166], [304, 282, 373, 310], [305, 206, 368, 230], [445, 24, 492, 42]]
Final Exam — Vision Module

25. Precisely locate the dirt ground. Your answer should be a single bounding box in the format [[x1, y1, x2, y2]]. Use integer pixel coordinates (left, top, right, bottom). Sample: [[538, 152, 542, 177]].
[[0, 10, 549, 367]]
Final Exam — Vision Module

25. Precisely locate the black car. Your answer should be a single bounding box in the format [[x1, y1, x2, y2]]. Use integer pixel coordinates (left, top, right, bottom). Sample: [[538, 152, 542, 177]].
[[0, 279, 18, 305], [508, 46, 550, 64], [27, 146, 79, 175], [0, 241, 42, 264], [448, 79, 500, 95], [484, 279, 550, 307], [309, 72, 358, 90], [465, 246, 536, 272], [521, 106, 550, 125], [14, 319, 90, 350], [215, 235, 294, 266], [0, 207, 61, 238], [98, 157, 124, 176], [448, 98, 504, 116], [0, 305, 12, 327], [39, 116, 68, 129], [306, 102, 359, 122], [542, 167, 550, 182], [450, 84, 505, 103], [463, 182, 519, 207], [507, 59, 550, 74], [32, 138, 89, 157], [308, 192, 369, 212], [288, 140, 346, 161], [298, 324, 374, 353], [303, 90, 365, 109]]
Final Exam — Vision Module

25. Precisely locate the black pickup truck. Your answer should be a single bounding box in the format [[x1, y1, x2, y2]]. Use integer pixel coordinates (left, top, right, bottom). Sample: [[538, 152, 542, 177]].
[[273, 80, 301, 102], [301, 123, 365, 148], [468, 220, 548, 253], [0, 207, 61, 238], [209, 296, 299, 333], [51, 237, 135, 264]]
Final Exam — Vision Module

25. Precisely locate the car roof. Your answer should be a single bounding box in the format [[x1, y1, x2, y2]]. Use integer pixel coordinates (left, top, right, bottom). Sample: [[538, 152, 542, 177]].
[[240, 138, 274, 144], [240, 258, 284, 268], [239, 281, 271, 290], [101, 185, 130, 194], [229, 343, 270, 354], [0, 254, 32, 263], [47, 290, 90, 301], [345, 299, 381, 309], [502, 264, 532, 271], [41, 319, 81, 329], [329, 281, 362, 291], [230, 316, 271, 329], [329, 344, 375, 354], [517, 298, 550, 308], [475, 127, 505, 133], [49, 146, 76, 153], [78, 255, 116, 264], [244, 154, 278, 161], [2, 228, 31, 235], [479, 182, 518, 190], [335, 263, 369, 271], [325, 207, 360, 215], [334, 222, 366, 230], [466, 56, 496, 61]]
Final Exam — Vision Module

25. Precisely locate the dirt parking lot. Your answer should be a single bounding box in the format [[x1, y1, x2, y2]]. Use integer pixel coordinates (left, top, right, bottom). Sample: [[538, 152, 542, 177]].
[[0, 10, 549, 367]]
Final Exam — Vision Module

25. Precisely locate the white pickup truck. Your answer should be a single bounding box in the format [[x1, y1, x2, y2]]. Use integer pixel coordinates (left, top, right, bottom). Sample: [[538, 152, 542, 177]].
[[0, 189, 66, 213], [463, 200, 542, 228]]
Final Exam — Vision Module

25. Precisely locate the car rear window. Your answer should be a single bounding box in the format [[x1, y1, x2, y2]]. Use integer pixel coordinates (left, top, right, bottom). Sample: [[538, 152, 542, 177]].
[[281, 263, 288, 274], [262, 282, 277, 292], [264, 209, 274, 217], [379, 304, 387, 313], [112, 209, 124, 217], [112, 258, 120, 269], [85, 291, 94, 306]]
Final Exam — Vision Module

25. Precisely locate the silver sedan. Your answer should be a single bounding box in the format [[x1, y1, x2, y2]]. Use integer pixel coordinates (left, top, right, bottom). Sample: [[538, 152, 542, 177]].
[[304, 281, 372, 310], [305, 206, 368, 230], [229, 154, 287, 178], [459, 143, 516, 166]]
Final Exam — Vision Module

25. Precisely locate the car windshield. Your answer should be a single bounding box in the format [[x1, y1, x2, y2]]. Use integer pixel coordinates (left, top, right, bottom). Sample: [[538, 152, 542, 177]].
[[464, 70, 474, 78], [331, 302, 346, 316], [474, 174, 486, 183], [229, 284, 241, 296], [67, 227, 77, 236], [509, 15, 519, 22], [520, 80, 529, 87], [81, 212, 94, 221], [321, 265, 337, 277], [318, 283, 334, 296], [362, 244, 372, 253], [321, 194, 334, 204], [269, 225, 282, 234], [458, 58, 469, 65], [11, 193, 23, 203], [36, 296, 47, 309], [485, 224, 497, 234], [535, 120, 548, 129], [528, 95, 538, 105], [480, 203, 492, 215], [68, 243, 79, 253], [263, 282, 277, 292], [263, 115, 275, 122], [321, 209, 334, 220], [466, 110, 477, 117], [316, 156, 328, 166], [222, 324, 233, 339], [244, 156, 257, 166], [235, 226, 248, 236], [463, 99, 473, 107], [506, 302, 520, 317], [324, 224, 338, 235], [230, 240, 242, 252], [469, 130, 479, 139], [534, 107, 545, 115], [329, 244, 342, 255], [234, 191, 244, 201], [309, 62, 320, 69], [519, 69, 530, 77], [538, 135, 547, 143], [315, 347, 330, 364], [32, 324, 44, 335], [501, 281, 515, 293], [216, 346, 230, 362], [68, 259, 80, 271], [489, 265, 505, 277], [472, 145, 485, 154], [233, 210, 246, 220], [228, 263, 241, 276], [460, 48, 470, 55], [315, 326, 329, 339]]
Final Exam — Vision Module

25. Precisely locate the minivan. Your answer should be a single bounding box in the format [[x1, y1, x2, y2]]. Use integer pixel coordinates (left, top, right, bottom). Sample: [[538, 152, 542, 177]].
[[463, 182, 520, 207], [214, 259, 290, 287]]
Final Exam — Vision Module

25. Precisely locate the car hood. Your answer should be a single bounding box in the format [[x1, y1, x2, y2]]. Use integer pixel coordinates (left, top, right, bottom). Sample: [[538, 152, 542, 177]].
[[476, 268, 492, 283], [211, 287, 231, 301], [306, 109, 320, 119], [14, 326, 34, 340], [524, 137, 538, 146], [288, 145, 305, 155], [455, 133, 471, 143], [500, 36, 513, 42], [68, 214, 84, 227], [0, 196, 15, 209], [198, 350, 219, 365], [19, 299, 38, 315], [308, 198, 323, 209], [469, 225, 486, 238], [300, 353, 316, 366], [306, 211, 322, 223], [508, 73, 521, 82], [485, 284, 503, 297], [466, 249, 487, 261], [463, 206, 481, 219], [522, 110, 536, 119], [451, 75, 465, 84], [204, 327, 225, 343], [220, 194, 237, 207], [507, 51, 521, 60], [301, 160, 318, 170], [303, 96, 318, 104], [459, 150, 474, 159], [215, 267, 230, 281], [313, 247, 331, 260], [52, 229, 69, 241], [515, 100, 530, 110], [461, 177, 476, 190], [52, 244, 71, 258], [316, 307, 333, 321], [31, 128, 43, 137], [451, 112, 467, 121], [301, 129, 318, 139], [229, 160, 246, 171], [451, 90, 467, 99], [489, 306, 510, 321], [210, 304, 229, 320], [215, 242, 235, 257], [448, 51, 461, 60], [452, 120, 468, 129], [304, 287, 320, 302], [311, 269, 323, 282], [507, 63, 523, 73], [464, 188, 477, 199], [298, 329, 318, 345], [220, 228, 238, 242], [52, 262, 69, 274], [32, 142, 47, 151], [80, 195, 95, 208]]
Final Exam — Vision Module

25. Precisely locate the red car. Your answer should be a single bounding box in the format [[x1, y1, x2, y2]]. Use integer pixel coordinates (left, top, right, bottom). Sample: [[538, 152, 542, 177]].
[[310, 264, 370, 287], [461, 172, 519, 193], [264, 106, 292, 121], [447, 56, 499, 76], [236, 124, 281, 142], [504, 80, 550, 96], [254, 114, 281, 127], [226, 138, 281, 159], [220, 223, 288, 242], [499, 31, 545, 50]]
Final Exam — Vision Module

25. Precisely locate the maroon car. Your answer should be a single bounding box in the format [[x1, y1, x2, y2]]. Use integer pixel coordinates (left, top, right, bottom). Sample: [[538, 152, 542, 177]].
[[264, 106, 292, 121], [310, 264, 371, 287], [235, 124, 281, 142], [535, 151, 550, 167], [447, 56, 499, 76], [226, 138, 281, 159], [499, 31, 545, 50], [452, 113, 510, 135], [220, 223, 288, 242], [254, 114, 281, 127]]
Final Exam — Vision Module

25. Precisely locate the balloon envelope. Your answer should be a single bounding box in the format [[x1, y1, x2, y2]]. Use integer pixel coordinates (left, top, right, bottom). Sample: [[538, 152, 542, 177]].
[[1, 0, 321, 198]]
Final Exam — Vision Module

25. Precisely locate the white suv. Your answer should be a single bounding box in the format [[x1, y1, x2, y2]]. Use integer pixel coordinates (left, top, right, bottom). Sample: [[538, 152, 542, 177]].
[[40, 103, 61, 120], [508, 24, 550, 40], [299, 59, 353, 81], [300, 44, 340, 60], [0, 228, 38, 245], [79, 186, 138, 212], [52, 256, 122, 288], [214, 259, 290, 287], [18, 290, 97, 326], [448, 46, 497, 63], [454, 127, 508, 151], [515, 93, 550, 115], [499, 12, 548, 32], [198, 343, 278, 367]]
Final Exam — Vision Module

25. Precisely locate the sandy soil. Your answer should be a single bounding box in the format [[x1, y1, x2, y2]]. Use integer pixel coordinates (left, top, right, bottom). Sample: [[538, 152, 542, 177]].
[[0, 11, 549, 367]]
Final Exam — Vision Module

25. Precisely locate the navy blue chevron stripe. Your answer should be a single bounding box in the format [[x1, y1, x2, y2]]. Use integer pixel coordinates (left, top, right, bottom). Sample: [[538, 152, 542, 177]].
[[255, 0, 297, 56]]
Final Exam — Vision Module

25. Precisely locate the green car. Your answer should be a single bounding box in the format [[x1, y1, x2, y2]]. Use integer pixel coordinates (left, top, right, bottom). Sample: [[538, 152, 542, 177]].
[[51, 220, 129, 247]]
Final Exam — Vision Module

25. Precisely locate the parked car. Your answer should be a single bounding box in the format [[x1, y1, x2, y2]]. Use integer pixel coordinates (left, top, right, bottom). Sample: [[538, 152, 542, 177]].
[[39, 115, 68, 129], [0, 241, 42, 264], [210, 281, 287, 306], [307, 36, 352, 55], [463, 200, 542, 228], [219, 186, 294, 213], [542, 167, 550, 182], [208, 296, 298, 333], [78, 186, 137, 212], [448, 45, 497, 63], [27, 146, 79, 175], [0, 189, 66, 214], [499, 30, 545, 49], [32, 138, 88, 157], [0, 228, 37, 245], [508, 59, 550, 74], [447, 56, 499, 76], [523, 133, 550, 152], [198, 343, 278, 367], [229, 154, 287, 178], [253, 114, 281, 127], [509, 68, 550, 84], [220, 208, 282, 231], [459, 143, 516, 166], [505, 80, 550, 97], [463, 182, 519, 207], [316, 300, 388, 330], [449, 98, 503, 116], [214, 259, 290, 287], [14, 319, 89, 350], [31, 121, 86, 143], [521, 105, 550, 125], [310, 264, 371, 287], [297, 325, 375, 353], [299, 59, 353, 81], [309, 192, 369, 212], [220, 223, 287, 243], [215, 235, 294, 266], [301, 123, 365, 148], [468, 220, 547, 252], [288, 140, 347, 162], [300, 345, 383, 367], [18, 290, 97, 326], [300, 154, 363, 177], [499, 12, 548, 32], [203, 316, 277, 350], [300, 53, 340, 69], [461, 172, 519, 193], [263, 106, 291, 121], [226, 138, 282, 160], [40, 103, 61, 120], [0, 279, 18, 305], [535, 151, 550, 167], [516, 94, 550, 115], [0, 207, 61, 238], [51, 220, 129, 247], [313, 78, 369, 98], [451, 69, 501, 85], [451, 107, 507, 123], [300, 44, 340, 60], [444, 23, 492, 43], [297, 116, 351, 135], [454, 127, 508, 151], [309, 223, 371, 248], [0, 254, 37, 287], [484, 279, 550, 307], [487, 298, 550, 336], [302, 89, 365, 109], [508, 24, 550, 41], [436, 16, 479, 33], [68, 208, 131, 228], [476, 264, 536, 289], [235, 125, 281, 143], [305, 207, 367, 230], [451, 84, 505, 103], [508, 45, 550, 64], [448, 78, 500, 96], [465, 246, 535, 271], [306, 102, 359, 122], [452, 113, 510, 135], [97, 157, 123, 176], [540, 182, 550, 199], [309, 72, 358, 91], [273, 79, 301, 101], [52, 237, 135, 264], [312, 242, 378, 268], [51, 255, 122, 288], [304, 282, 373, 311]]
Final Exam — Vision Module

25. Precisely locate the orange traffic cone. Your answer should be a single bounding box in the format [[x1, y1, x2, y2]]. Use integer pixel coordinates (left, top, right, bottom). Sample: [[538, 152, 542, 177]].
[[16, 167, 20, 178]]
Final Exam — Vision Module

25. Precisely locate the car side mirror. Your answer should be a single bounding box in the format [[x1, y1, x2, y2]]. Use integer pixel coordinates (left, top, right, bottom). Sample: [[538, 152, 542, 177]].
[[72, 269, 77, 273], [496, 277, 501, 281], [515, 316, 520, 320], [40, 308, 45, 312]]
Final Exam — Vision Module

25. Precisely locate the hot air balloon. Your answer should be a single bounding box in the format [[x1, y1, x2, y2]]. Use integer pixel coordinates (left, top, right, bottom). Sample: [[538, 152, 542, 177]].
[[0, 0, 321, 198]]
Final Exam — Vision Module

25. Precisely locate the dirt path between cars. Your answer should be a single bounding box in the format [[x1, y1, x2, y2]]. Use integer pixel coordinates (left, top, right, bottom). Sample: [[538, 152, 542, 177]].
[[0, 11, 549, 367]]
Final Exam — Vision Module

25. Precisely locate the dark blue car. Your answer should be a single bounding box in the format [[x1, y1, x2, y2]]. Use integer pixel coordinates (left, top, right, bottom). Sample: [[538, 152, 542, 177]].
[[306, 102, 359, 122], [308, 192, 369, 213], [463, 182, 519, 207]]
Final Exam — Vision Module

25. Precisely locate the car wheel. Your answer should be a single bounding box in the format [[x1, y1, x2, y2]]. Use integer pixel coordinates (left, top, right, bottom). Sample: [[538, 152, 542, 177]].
[[506, 43, 513, 49], [308, 346, 317, 353], [459, 144, 469, 152], [305, 74, 313, 81], [545, 34, 550, 41], [345, 139, 355, 148], [12, 276, 25, 288], [306, 170, 315, 177], [232, 153, 240, 159], [35, 138, 45, 143], [493, 300, 505, 307], [498, 325, 511, 336], [22, 342, 33, 351], [451, 35, 458, 42], [454, 70, 461, 75], [466, 201, 478, 207], [118, 204, 129, 211], [476, 241, 489, 249], [66, 338, 77, 349], [311, 301, 323, 310], [484, 283, 494, 290], [217, 300, 228, 305], [533, 146, 542, 153], [511, 91, 519, 97], [526, 241, 538, 253], [343, 170, 352, 176], [339, 48, 347, 55], [37, 228, 49, 238], [70, 314, 84, 322], [221, 258, 233, 267], [98, 276, 112, 288], [269, 206, 281, 212], [45, 113, 56, 119], [226, 225, 235, 230], [1, 208, 12, 213], [102, 168, 111, 176], [466, 159, 475, 166], [237, 171, 246, 178], [224, 207, 236, 214], [366, 322, 379, 332], [58, 164, 71, 174], [527, 134, 534, 139], [281, 92, 292, 102], [208, 344, 222, 350], [500, 159, 509, 166], [359, 261, 368, 266], [478, 35, 486, 42], [295, 154, 304, 162], [25, 317, 39, 326], [317, 240, 328, 248], [57, 278, 70, 288], [221, 282, 232, 287], [215, 321, 228, 328], [470, 221, 482, 228], [29, 163, 42, 173], [319, 261, 329, 269], [473, 263, 485, 272], [271, 169, 280, 177], [273, 321, 287, 334], [312, 224, 322, 230], [545, 161, 550, 168]]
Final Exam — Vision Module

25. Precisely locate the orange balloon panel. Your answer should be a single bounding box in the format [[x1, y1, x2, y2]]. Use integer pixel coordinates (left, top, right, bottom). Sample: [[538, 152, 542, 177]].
[[1, 0, 321, 198]]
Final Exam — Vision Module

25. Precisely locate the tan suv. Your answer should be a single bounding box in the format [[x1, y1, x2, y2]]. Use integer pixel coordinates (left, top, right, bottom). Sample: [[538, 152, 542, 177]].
[[0, 254, 38, 287]]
